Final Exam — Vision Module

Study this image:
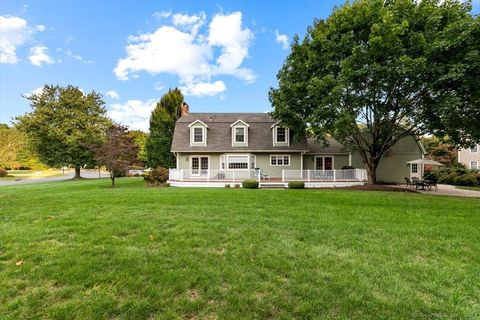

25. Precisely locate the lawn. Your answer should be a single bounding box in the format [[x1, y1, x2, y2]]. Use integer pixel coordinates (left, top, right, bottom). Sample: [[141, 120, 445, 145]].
[[0, 169, 65, 181], [457, 186, 480, 192], [1, 178, 479, 319]]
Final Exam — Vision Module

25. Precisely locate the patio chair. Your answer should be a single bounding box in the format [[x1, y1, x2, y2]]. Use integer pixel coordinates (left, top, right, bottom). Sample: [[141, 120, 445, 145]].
[[404, 177, 413, 189], [255, 168, 270, 180], [425, 179, 438, 191]]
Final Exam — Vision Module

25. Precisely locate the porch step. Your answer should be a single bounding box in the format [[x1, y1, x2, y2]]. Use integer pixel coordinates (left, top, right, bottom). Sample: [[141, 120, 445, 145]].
[[260, 183, 287, 189]]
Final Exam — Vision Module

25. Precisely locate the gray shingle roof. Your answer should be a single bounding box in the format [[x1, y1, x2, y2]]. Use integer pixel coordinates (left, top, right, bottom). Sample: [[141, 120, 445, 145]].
[[171, 113, 309, 152], [306, 137, 349, 154]]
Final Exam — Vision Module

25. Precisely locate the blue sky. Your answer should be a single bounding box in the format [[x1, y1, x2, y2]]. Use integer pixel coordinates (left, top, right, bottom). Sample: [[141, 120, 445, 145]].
[[1, 0, 479, 131]]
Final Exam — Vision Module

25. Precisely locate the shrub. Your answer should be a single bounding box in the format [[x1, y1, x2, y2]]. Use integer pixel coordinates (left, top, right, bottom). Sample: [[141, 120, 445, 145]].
[[234, 184, 241, 188], [144, 167, 169, 185], [0, 168, 7, 177], [453, 173, 479, 186], [288, 181, 305, 189], [225, 184, 231, 188], [242, 179, 258, 189]]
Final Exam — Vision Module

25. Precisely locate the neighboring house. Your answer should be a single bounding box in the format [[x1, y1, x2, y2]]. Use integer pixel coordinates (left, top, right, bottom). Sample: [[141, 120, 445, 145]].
[[170, 105, 425, 183], [458, 144, 480, 170]]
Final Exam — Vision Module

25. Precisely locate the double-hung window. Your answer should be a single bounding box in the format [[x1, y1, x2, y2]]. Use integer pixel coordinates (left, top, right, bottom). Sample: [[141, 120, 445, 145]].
[[470, 161, 478, 170], [470, 145, 479, 154], [235, 127, 245, 143], [276, 127, 286, 143], [193, 127, 204, 143]]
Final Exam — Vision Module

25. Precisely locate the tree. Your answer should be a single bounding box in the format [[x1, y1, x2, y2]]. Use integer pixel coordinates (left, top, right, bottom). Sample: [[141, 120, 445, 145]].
[[145, 88, 184, 168], [15, 85, 111, 178], [0, 124, 45, 170], [128, 130, 148, 165], [421, 136, 457, 166], [269, 0, 479, 184], [88, 125, 138, 187]]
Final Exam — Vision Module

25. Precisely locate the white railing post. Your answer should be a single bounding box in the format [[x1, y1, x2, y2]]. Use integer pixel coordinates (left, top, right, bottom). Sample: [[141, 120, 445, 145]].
[[180, 169, 184, 182], [233, 170, 235, 183], [282, 170, 285, 182], [308, 170, 311, 182], [333, 170, 336, 182]]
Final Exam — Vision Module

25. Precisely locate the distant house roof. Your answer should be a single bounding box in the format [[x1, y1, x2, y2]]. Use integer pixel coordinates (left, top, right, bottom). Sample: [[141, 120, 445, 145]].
[[306, 137, 349, 154], [171, 113, 309, 152]]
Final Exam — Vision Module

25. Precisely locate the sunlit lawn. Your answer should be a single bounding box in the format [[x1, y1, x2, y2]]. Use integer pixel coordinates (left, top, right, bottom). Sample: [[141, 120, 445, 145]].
[[0, 169, 65, 181], [0, 178, 479, 319]]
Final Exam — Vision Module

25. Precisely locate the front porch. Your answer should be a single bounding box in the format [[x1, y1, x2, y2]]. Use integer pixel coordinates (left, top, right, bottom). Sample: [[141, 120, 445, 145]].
[[168, 169, 368, 188]]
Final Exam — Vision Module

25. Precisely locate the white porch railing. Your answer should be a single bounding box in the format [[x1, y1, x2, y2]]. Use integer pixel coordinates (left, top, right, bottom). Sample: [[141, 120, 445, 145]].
[[169, 169, 259, 182], [282, 169, 367, 182]]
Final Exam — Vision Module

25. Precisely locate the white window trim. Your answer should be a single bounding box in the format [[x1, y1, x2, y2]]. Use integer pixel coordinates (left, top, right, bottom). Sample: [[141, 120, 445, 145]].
[[470, 160, 478, 170], [411, 163, 418, 174], [469, 145, 479, 154], [314, 156, 335, 170], [190, 125, 207, 146], [273, 126, 290, 146], [231, 125, 248, 146], [270, 154, 291, 167], [226, 154, 250, 170]]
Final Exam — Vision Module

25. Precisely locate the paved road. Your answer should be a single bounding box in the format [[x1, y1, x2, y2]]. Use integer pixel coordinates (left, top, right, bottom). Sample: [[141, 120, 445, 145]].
[[0, 170, 110, 186]]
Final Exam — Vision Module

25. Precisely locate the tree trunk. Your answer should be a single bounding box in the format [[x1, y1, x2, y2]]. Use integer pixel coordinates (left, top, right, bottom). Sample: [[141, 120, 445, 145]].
[[366, 162, 377, 185], [111, 176, 115, 188], [74, 167, 81, 179]]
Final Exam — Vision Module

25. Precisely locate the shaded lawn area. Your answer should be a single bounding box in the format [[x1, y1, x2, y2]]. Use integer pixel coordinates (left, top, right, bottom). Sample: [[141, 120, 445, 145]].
[[0, 169, 64, 181], [0, 178, 479, 319], [457, 186, 480, 192]]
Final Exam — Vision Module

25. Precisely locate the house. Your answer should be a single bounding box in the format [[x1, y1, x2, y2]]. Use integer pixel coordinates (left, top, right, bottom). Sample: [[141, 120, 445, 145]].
[[458, 144, 480, 170], [169, 103, 425, 186]]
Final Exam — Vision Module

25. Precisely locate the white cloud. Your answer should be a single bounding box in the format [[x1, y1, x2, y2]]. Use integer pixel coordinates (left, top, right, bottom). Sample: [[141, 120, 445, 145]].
[[28, 45, 54, 66], [25, 86, 44, 96], [172, 12, 206, 35], [61, 48, 93, 63], [275, 29, 289, 50], [152, 11, 171, 19], [36, 24, 46, 32], [114, 11, 255, 96], [108, 99, 157, 132], [180, 80, 226, 97], [106, 90, 120, 99], [0, 16, 31, 64]]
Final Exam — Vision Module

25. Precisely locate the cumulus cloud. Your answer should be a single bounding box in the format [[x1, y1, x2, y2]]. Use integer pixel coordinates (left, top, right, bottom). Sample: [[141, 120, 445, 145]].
[[0, 16, 31, 64], [28, 45, 54, 66], [106, 90, 120, 99], [180, 80, 226, 97], [114, 11, 255, 96], [275, 29, 289, 50], [36, 24, 46, 32], [25, 86, 44, 96], [108, 99, 157, 132], [152, 11, 171, 19]]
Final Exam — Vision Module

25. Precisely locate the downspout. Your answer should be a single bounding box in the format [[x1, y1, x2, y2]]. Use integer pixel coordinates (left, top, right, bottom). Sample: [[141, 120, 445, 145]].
[[348, 152, 352, 166]]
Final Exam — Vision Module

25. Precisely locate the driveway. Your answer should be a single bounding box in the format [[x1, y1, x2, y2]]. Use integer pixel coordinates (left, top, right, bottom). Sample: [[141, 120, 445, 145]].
[[0, 170, 110, 186], [415, 184, 480, 198]]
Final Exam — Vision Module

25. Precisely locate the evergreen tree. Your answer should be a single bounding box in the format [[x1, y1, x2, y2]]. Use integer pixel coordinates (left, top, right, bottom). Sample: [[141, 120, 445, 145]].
[[145, 88, 184, 168]]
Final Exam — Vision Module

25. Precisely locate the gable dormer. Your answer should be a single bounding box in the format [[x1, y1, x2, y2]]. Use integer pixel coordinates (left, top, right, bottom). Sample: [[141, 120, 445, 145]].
[[230, 120, 249, 147], [188, 120, 208, 147], [271, 122, 290, 147]]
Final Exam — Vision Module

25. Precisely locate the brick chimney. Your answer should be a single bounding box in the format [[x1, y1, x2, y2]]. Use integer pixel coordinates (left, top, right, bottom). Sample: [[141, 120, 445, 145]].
[[180, 102, 189, 117]]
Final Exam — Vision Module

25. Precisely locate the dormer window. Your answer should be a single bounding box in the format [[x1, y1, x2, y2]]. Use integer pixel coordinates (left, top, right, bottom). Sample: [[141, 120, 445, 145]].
[[235, 127, 245, 143], [188, 120, 208, 146], [230, 120, 249, 146], [276, 127, 286, 143], [272, 123, 290, 146], [193, 127, 204, 143]]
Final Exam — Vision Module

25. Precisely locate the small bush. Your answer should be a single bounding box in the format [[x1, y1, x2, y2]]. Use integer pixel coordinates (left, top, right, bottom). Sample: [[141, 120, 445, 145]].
[[288, 181, 305, 189], [453, 173, 479, 186], [144, 167, 169, 185], [225, 184, 231, 188], [234, 184, 241, 188], [242, 179, 258, 189], [0, 168, 7, 177]]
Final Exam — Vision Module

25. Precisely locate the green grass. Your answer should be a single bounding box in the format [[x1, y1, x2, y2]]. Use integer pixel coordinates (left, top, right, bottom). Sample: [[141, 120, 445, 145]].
[[1, 178, 479, 319], [457, 186, 480, 192], [0, 169, 64, 181]]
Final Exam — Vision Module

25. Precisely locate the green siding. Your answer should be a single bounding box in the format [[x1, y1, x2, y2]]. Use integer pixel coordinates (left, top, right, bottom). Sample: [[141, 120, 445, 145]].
[[303, 154, 349, 170]]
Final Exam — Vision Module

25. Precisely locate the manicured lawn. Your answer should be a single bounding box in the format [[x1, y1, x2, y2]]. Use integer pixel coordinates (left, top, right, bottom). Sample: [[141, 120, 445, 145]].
[[0, 169, 65, 181], [1, 178, 479, 319], [457, 186, 480, 192]]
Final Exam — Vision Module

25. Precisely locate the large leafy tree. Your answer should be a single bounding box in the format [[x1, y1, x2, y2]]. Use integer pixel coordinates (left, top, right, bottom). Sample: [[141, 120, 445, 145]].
[[88, 125, 138, 188], [128, 130, 148, 165], [269, 0, 479, 184], [15, 85, 111, 178], [145, 88, 184, 168], [0, 124, 45, 170]]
